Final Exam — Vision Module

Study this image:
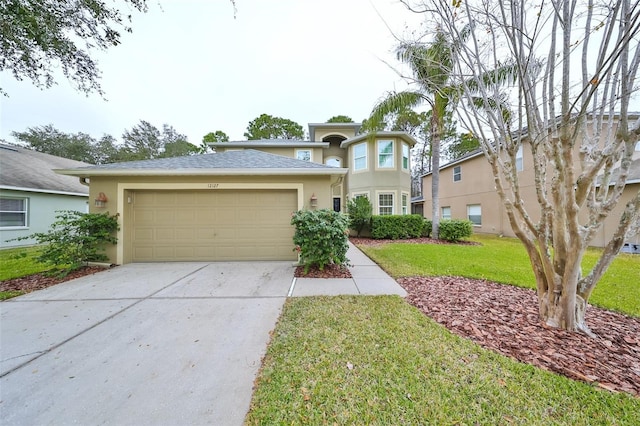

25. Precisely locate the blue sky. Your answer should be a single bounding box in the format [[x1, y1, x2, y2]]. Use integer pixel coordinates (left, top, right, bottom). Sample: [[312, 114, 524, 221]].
[[0, 0, 421, 145]]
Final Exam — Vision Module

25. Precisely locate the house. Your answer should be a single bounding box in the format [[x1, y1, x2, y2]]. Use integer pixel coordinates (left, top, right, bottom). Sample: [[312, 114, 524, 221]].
[[0, 144, 90, 248], [55, 122, 417, 264], [415, 127, 640, 249]]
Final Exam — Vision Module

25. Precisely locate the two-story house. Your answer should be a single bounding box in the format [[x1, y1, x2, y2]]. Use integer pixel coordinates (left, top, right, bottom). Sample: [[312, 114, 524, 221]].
[[55, 121, 416, 264]]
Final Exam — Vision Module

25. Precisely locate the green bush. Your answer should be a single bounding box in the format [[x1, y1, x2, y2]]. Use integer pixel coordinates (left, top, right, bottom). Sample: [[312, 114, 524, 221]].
[[346, 196, 372, 237], [13, 210, 119, 276], [370, 215, 425, 239], [291, 209, 349, 273], [422, 219, 432, 238], [438, 219, 473, 242]]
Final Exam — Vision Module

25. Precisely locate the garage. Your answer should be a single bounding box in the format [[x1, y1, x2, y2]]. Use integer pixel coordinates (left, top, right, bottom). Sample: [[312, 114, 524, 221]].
[[130, 189, 297, 262]]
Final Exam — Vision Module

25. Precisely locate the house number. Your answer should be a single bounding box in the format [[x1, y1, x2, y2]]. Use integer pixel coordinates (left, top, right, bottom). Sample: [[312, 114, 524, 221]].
[[207, 184, 220, 189]]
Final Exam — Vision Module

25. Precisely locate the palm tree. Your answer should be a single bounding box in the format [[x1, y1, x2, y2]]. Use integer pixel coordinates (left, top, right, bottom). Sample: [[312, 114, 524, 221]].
[[367, 27, 515, 239]]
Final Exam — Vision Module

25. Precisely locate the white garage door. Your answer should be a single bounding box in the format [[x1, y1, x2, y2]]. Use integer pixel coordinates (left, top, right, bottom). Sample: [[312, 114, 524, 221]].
[[130, 189, 297, 262]]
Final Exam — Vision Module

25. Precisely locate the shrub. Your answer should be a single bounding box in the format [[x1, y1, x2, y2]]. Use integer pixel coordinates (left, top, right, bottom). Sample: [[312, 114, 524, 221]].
[[346, 196, 372, 237], [370, 215, 425, 239], [422, 219, 432, 238], [438, 219, 473, 242], [291, 209, 349, 273], [13, 210, 119, 276]]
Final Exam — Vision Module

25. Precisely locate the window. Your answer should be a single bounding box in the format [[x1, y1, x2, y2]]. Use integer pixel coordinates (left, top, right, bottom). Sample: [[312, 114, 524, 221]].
[[635, 141, 640, 151], [296, 149, 311, 162], [453, 166, 461, 182], [401, 193, 409, 215], [0, 197, 28, 228], [326, 157, 341, 167], [516, 145, 523, 171], [354, 143, 367, 170], [378, 193, 394, 215], [467, 204, 482, 226], [441, 206, 451, 220], [377, 140, 394, 168], [402, 143, 410, 170]]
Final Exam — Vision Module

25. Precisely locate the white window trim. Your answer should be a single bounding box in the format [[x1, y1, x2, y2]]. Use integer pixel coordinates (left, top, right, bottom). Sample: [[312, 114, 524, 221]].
[[353, 143, 368, 171], [376, 190, 396, 215], [401, 192, 410, 215], [402, 143, 410, 171], [441, 206, 452, 220], [376, 139, 396, 170], [0, 196, 29, 229], [351, 191, 370, 200], [296, 149, 312, 162], [453, 165, 462, 182], [467, 204, 482, 226]]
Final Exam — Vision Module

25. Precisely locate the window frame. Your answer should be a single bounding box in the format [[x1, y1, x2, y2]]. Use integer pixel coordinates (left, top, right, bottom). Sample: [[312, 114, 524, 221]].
[[378, 192, 394, 215], [377, 139, 395, 169], [401, 192, 409, 215], [441, 206, 452, 220], [0, 196, 29, 229], [467, 204, 482, 226], [453, 165, 462, 182], [515, 145, 523, 172], [296, 149, 312, 162], [402, 143, 410, 170], [353, 143, 368, 171]]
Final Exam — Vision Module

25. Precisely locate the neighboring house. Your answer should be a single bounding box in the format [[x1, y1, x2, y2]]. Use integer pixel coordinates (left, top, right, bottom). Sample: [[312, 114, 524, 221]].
[[416, 126, 640, 250], [55, 122, 416, 264], [1, 144, 90, 248]]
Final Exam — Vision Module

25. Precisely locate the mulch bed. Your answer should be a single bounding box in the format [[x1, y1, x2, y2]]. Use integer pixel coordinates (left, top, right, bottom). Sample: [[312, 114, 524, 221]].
[[294, 264, 352, 278], [399, 276, 640, 397], [0, 266, 112, 295], [350, 237, 480, 247]]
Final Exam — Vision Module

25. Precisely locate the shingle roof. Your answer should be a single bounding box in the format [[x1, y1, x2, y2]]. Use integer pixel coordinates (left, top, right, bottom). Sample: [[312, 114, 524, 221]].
[[55, 149, 347, 177], [0, 144, 89, 195]]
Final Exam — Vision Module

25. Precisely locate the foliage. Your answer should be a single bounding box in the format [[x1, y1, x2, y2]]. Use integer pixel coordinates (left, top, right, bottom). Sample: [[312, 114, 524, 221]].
[[13, 211, 118, 276], [346, 197, 372, 237], [358, 234, 640, 317], [326, 115, 354, 123], [12, 124, 98, 163], [291, 209, 349, 273], [444, 131, 480, 162], [370, 215, 425, 239], [0, 0, 148, 96], [437, 219, 473, 242], [202, 130, 230, 144], [0, 246, 48, 281], [246, 296, 640, 425], [422, 219, 432, 237], [244, 113, 304, 140], [427, 0, 640, 332]]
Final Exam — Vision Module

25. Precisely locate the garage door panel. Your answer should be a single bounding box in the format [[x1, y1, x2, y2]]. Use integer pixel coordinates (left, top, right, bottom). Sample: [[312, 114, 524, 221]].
[[131, 189, 297, 262]]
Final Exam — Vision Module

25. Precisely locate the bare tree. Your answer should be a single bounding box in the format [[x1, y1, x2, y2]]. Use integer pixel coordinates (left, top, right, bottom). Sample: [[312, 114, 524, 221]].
[[416, 0, 640, 334]]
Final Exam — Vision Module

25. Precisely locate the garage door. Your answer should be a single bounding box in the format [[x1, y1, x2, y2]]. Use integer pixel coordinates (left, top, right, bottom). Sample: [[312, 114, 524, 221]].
[[130, 189, 297, 262]]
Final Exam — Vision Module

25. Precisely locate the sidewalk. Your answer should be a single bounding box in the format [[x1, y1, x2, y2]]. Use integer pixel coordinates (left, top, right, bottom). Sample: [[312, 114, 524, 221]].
[[289, 242, 407, 297]]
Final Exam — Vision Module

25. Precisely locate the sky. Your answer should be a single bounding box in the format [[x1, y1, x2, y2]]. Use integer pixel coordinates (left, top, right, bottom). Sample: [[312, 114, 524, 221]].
[[0, 0, 424, 145]]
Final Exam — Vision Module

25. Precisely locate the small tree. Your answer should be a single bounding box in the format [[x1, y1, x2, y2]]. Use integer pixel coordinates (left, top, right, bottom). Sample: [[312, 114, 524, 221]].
[[14, 211, 119, 276], [346, 197, 372, 237], [291, 209, 349, 273]]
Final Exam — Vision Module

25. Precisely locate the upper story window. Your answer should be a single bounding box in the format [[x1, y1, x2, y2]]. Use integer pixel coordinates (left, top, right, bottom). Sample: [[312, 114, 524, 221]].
[[635, 141, 640, 151], [0, 197, 28, 228], [516, 145, 523, 171], [453, 165, 462, 182], [325, 157, 341, 167], [378, 193, 394, 215], [402, 143, 410, 170], [354, 143, 367, 170], [296, 149, 312, 162], [377, 140, 395, 168]]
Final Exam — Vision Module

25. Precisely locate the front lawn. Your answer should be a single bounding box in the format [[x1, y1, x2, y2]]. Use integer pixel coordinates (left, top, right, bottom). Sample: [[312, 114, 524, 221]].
[[0, 246, 48, 300], [246, 296, 639, 425], [358, 234, 640, 317]]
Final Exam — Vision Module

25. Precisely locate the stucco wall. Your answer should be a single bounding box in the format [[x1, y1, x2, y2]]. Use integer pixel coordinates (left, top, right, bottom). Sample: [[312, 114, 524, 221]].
[[1, 189, 89, 248]]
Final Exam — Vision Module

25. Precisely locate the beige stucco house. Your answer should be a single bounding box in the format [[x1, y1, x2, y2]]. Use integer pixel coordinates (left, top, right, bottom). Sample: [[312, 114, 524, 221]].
[[55, 122, 416, 264], [417, 129, 640, 250]]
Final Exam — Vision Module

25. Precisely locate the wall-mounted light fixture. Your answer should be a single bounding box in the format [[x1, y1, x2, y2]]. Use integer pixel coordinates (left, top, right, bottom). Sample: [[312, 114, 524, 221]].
[[94, 192, 108, 208], [310, 193, 318, 208]]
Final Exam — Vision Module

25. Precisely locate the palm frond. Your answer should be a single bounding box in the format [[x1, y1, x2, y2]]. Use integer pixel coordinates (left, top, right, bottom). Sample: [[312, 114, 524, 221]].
[[367, 91, 428, 131]]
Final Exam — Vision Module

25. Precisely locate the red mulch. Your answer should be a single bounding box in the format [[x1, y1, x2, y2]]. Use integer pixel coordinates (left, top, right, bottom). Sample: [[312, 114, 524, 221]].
[[399, 276, 640, 397], [294, 264, 352, 278], [0, 266, 112, 294]]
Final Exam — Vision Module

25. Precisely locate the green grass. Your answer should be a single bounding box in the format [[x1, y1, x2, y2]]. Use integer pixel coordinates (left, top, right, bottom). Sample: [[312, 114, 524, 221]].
[[246, 296, 640, 425], [358, 234, 640, 317], [0, 246, 49, 300]]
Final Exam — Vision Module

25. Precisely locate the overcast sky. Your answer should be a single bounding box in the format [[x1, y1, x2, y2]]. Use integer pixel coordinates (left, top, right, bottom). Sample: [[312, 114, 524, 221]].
[[0, 0, 424, 145]]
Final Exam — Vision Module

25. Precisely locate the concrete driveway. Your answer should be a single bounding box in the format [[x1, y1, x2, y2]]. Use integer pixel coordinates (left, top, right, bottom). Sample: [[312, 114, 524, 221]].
[[0, 262, 293, 426]]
